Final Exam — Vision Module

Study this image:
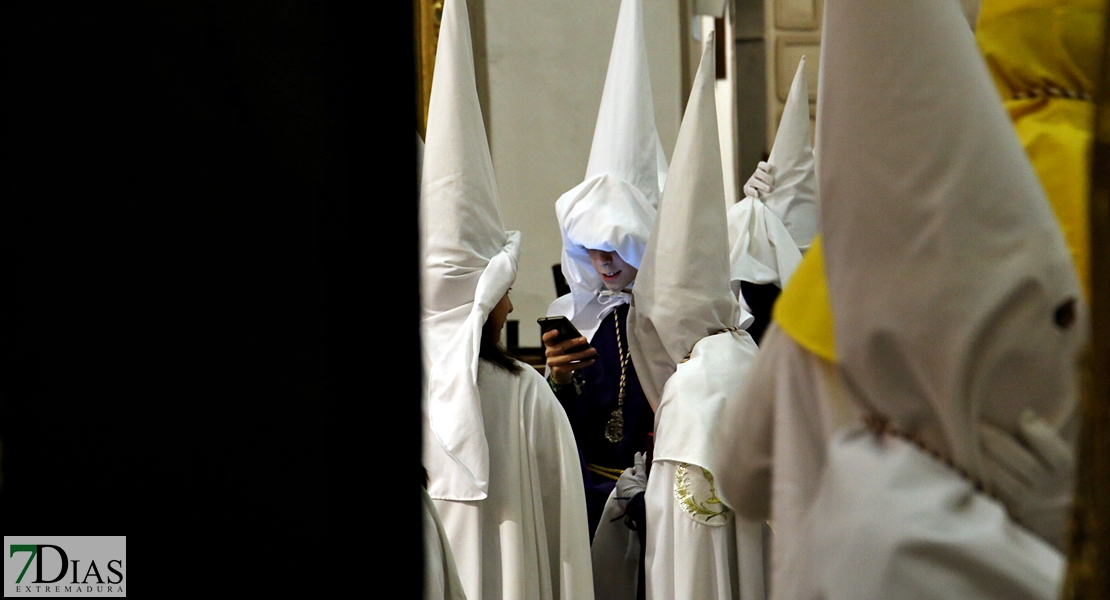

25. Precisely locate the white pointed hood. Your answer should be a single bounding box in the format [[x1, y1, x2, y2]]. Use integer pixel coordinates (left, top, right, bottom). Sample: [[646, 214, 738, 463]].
[[763, 56, 818, 252], [629, 31, 750, 410], [555, 0, 667, 326], [818, 0, 1085, 488], [421, 0, 521, 501]]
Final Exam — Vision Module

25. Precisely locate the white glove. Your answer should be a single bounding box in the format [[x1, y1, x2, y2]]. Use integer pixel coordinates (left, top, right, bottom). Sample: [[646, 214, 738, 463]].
[[978, 409, 1075, 551], [615, 452, 648, 499], [743, 161, 774, 199]]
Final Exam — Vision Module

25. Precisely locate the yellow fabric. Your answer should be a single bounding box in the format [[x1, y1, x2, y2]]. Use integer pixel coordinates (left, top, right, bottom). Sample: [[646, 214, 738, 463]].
[[774, 0, 1102, 358], [977, 0, 1103, 299], [772, 235, 836, 363]]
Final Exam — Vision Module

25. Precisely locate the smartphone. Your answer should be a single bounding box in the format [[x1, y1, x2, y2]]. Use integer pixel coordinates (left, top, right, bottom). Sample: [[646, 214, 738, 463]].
[[537, 316, 592, 354]]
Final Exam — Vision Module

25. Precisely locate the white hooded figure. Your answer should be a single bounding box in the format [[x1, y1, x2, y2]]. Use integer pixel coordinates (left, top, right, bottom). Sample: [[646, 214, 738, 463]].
[[627, 32, 765, 600], [420, 0, 593, 597], [727, 0, 1084, 597], [542, 0, 666, 588]]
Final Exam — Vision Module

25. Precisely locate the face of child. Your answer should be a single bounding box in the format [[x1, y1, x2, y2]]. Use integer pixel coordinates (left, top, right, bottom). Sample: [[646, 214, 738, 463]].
[[487, 291, 514, 340], [588, 249, 637, 292]]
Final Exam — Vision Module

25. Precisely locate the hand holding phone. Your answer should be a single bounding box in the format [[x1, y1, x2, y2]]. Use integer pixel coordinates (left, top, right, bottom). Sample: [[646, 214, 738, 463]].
[[538, 316, 597, 385]]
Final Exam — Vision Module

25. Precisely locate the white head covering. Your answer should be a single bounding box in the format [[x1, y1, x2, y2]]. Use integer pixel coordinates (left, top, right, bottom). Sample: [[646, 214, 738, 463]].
[[763, 56, 819, 252], [555, 0, 667, 323], [629, 32, 752, 411], [726, 197, 802, 308], [818, 0, 1086, 486], [421, 0, 521, 501]]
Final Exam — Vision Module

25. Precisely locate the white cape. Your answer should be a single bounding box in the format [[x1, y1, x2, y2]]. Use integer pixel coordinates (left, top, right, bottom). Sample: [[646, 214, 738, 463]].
[[431, 360, 594, 600], [776, 428, 1064, 600]]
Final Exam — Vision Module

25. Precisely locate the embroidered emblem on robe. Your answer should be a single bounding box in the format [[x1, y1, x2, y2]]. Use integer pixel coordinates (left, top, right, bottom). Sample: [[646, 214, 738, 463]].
[[675, 463, 733, 525]]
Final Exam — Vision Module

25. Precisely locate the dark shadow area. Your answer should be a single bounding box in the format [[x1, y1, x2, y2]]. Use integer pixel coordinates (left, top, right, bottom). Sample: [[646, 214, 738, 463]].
[[2, 2, 418, 591]]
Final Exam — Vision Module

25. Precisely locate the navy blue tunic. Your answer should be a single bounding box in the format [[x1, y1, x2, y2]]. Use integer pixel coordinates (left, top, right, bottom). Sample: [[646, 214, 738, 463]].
[[553, 303, 653, 540]]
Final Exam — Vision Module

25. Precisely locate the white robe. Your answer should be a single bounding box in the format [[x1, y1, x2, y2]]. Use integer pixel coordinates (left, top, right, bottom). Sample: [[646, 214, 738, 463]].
[[776, 428, 1064, 600], [423, 487, 468, 600], [645, 461, 765, 600], [432, 360, 594, 600]]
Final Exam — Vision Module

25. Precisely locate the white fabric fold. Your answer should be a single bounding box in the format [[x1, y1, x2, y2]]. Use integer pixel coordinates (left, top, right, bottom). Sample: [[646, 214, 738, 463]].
[[434, 361, 596, 600], [557, 174, 655, 319], [422, 487, 468, 600], [777, 429, 1064, 600], [726, 196, 803, 306], [651, 331, 757, 475]]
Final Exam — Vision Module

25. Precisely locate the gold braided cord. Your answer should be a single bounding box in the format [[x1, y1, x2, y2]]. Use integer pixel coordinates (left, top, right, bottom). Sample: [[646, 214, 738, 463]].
[[861, 414, 1017, 521], [680, 326, 744, 363], [587, 463, 625, 482], [604, 309, 631, 443], [1011, 86, 1094, 101]]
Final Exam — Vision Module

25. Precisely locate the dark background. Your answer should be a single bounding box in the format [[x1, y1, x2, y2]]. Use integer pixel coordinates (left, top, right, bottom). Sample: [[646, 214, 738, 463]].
[[2, 2, 418, 590]]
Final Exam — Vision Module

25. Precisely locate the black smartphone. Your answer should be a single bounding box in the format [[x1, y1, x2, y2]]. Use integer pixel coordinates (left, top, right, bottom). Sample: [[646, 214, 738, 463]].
[[537, 316, 592, 354]]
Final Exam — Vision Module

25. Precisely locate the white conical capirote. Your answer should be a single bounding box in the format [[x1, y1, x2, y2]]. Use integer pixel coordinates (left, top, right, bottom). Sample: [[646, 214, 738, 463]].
[[585, 0, 667, 206], [818, 0, 1084, 491], [763, 56, 818, 252], [629, 31, 743, 410], [420, 0, 521, 501], [556, 0, 666, 320]]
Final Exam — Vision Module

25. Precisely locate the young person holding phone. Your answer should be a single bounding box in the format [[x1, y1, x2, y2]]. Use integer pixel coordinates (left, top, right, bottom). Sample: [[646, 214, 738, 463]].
[[542, 0, 664, 545]]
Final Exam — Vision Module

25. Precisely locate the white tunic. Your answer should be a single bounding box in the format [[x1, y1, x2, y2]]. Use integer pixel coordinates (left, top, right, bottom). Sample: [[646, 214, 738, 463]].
[[431, 360, 594, 600]]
